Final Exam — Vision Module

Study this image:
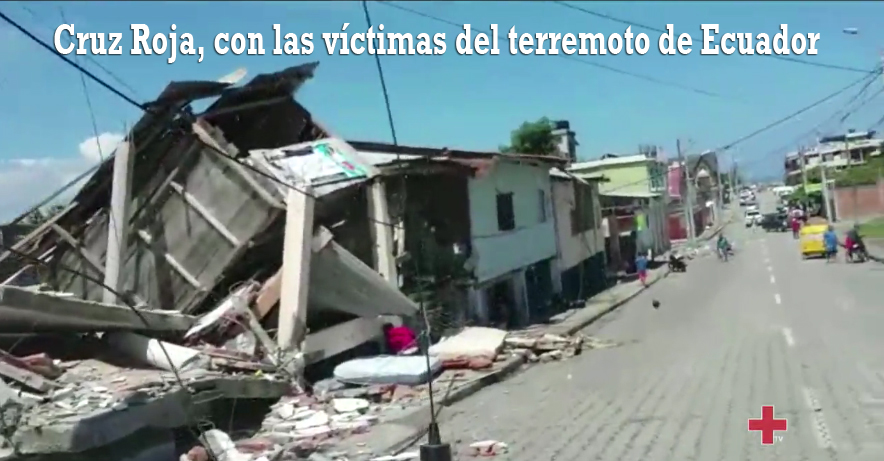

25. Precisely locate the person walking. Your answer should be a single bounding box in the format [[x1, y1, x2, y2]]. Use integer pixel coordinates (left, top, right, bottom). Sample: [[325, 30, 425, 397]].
[[636, 252, 649, 286], [823, 224, 839, 263], [791, 216, 801, 239]]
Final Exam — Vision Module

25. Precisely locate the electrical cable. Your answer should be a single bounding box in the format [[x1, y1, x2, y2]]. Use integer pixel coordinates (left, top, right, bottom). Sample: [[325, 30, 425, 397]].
[[59, 6, 125, 260], [362, 3, 449, 458], [7, 4, 864, 228], [15, 3, 141, 99], [2, 7, 877, 255], [4, 163, 100, 227], [0, 9, 405, 232], [552, 1, 875, 75], [373, 0, 882, 188], [376, 1, 725, 99], [592, 67, 883, 196], [0, 241, 222, 461]]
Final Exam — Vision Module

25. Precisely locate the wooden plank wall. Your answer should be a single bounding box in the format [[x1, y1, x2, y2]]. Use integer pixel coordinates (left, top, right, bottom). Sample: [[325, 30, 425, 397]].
[[52, 125, 282, 313]]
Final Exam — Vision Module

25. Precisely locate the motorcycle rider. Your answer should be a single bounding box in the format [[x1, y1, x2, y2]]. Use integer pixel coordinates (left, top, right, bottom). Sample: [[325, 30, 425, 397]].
[[717, 234, 731, 260], [845, 223, 866, 261]]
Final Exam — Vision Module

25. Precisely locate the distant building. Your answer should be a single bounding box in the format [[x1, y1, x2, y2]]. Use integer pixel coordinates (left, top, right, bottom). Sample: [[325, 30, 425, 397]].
[[784, 130, 883, 186]]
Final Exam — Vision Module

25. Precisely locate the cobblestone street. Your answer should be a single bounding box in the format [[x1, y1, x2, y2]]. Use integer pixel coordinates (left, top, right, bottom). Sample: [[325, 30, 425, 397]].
[[413, 200, 884, 460]]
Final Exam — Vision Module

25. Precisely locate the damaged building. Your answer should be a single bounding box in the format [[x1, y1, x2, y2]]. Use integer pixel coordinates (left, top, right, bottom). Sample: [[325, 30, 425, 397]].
[[0, 64, 424, 458]]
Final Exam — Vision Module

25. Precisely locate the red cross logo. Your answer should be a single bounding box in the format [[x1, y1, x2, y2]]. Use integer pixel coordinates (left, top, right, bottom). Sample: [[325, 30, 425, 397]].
[[748, 405, 788, 445]]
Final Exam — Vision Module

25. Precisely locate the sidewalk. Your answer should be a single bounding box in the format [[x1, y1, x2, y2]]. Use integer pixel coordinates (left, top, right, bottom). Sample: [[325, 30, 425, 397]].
[[334, 217, 732, 459]]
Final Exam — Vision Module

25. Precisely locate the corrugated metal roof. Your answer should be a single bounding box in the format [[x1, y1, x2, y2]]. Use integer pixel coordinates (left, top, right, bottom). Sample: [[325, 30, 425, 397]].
[[549, 167, 589, 185], [249, 139, 423, 197], [569, 154, 650, 170], [569, 171, 608, 182], [602, 191, 661, 199]]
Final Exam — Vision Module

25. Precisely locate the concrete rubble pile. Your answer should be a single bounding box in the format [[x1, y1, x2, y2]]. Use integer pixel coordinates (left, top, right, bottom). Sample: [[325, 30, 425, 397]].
[[504, 329, 619, 363], [0, 64, 430, 460]]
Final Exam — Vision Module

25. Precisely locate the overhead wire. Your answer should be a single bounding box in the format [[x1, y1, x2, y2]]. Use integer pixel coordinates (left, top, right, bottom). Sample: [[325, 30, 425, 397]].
[[15, 3, 142, 99], [0, 9, 405, 231], [372, 0, 882, 187], [376, 1, 725, 99], [552, 1, 875, 75], [586, 66, 884, 196], [58, 5, 125, 258], [360, 3, 445, 441], [2, 6, 879, 238]]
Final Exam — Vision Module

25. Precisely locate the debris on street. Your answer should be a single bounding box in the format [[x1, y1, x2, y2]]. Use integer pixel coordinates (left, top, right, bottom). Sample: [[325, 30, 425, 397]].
[[468, 440, 509, 457], [504, 329, 620, 363]]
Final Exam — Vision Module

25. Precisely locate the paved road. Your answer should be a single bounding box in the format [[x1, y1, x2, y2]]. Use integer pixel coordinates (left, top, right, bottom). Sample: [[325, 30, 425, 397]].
[[424, 192, 884, 460]]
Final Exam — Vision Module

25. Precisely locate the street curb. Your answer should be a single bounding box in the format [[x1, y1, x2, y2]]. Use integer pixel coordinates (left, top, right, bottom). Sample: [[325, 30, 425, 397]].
[[564, 219, 731, 335], [561, 269, 670, 336], [368, 218, 733, 455], [374, 355, 527, 455], [560, 219, 730, 336]]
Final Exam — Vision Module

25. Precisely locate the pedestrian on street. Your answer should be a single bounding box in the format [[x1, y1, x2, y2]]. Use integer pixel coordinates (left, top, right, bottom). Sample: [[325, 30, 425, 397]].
[[823, 224, 839, 263], [636, 253, 649, 286], [791, 216, 801, 239]]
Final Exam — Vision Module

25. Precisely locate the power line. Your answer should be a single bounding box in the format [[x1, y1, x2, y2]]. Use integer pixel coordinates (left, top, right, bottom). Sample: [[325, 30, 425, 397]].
[[16, 4, 141, 99], [2, 7, 876, 224], [362, 1, 400, 145], [552, 1, 874, 75], [587, 68, 883, 195], [376, 1, 725, 99], [718, 68, 882, 151], [0, 9, 405, 231]]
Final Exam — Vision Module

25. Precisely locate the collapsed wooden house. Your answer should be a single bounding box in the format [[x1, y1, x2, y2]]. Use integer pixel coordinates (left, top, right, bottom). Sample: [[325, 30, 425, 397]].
[[0, 63, 417, 363]]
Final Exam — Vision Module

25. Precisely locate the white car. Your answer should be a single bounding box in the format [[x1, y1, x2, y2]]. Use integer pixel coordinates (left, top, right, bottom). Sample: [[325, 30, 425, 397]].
[[745, 210, 761, 226]]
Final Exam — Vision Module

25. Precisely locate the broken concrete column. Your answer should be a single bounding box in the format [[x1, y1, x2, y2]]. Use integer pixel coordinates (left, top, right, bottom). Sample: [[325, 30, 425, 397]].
[[103, 136, 134, 305], [367, 177, 397, 287], [278, 185, 315, 352], [105, 332, 205, 372]]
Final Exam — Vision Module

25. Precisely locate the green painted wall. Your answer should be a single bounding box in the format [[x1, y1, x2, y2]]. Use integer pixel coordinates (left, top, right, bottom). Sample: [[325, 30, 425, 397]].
[[572, 162, 649, 196]]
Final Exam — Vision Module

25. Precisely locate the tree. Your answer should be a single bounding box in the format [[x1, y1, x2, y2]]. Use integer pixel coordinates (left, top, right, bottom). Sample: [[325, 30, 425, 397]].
[[21, 203, 67, 226], [500, 117, 558, 156]]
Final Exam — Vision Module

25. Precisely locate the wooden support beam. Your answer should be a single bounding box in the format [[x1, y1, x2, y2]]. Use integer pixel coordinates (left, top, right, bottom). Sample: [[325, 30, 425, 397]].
[[191, 120, 285, 209], [49, 224, 105, 276], [0, 202, 77, 266], [136, 230, 204, 290], [169, 181, 241, 247]]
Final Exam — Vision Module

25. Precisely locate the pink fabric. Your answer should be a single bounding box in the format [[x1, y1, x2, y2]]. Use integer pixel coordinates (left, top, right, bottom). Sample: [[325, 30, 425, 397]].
[[385, 326, 416, 354]]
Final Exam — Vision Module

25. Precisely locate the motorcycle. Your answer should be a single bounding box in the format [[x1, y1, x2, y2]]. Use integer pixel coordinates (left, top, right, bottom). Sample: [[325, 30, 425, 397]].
[[848, 243, 868, 263], [668, 254, 687, 272], [717, 244, 733, 262]]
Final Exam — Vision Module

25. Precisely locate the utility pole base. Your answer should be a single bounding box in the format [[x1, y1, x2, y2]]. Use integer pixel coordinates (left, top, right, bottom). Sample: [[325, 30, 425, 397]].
[[420, 422, 452, 461], [420, 443, 453, 461]]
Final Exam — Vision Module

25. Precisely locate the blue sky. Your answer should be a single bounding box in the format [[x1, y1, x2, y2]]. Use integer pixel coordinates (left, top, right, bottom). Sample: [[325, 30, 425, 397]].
[[1, 1, 884, 220]]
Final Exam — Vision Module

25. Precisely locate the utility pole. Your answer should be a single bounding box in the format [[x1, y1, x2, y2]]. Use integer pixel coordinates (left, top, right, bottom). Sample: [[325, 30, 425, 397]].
[[799, 146, 809, 192], [821, 163, 833, 221], [715, 150, 725, 219], [677, 139, 696, 248]]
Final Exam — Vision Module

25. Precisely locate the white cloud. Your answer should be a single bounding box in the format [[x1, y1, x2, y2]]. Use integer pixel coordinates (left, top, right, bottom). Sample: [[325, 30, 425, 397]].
[[78, 132, 125, 163], [0, 132, 125, 222]]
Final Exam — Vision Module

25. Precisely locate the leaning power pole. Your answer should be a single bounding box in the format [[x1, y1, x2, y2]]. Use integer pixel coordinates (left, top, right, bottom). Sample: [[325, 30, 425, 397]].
[[715, 151, 725, 217], [677, 139, 696, 248], [799, 146, 809, 191]]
